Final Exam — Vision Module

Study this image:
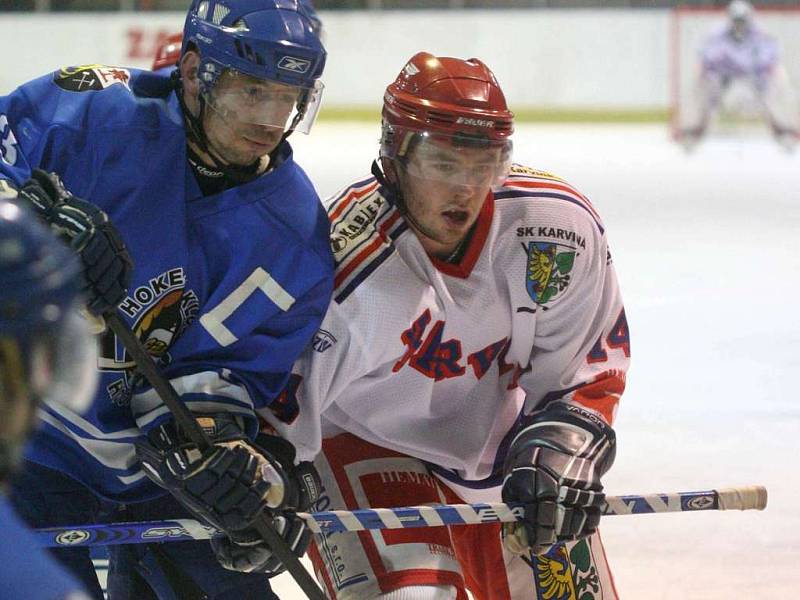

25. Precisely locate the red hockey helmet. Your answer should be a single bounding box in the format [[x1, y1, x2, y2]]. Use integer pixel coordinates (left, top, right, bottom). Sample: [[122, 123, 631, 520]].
[[152, 32, 183, 71], [380, 52, 514, 187]]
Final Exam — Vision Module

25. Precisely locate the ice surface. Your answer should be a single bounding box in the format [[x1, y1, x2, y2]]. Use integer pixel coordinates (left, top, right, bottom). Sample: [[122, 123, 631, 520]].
[[275, 122, 800, 598]]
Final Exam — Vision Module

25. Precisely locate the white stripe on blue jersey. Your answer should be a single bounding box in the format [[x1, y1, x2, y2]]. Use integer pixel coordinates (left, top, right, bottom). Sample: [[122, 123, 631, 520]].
[[132, 370, 255, 429]]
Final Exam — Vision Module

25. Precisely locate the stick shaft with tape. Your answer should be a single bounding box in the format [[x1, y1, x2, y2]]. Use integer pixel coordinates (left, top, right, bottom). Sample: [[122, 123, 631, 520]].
[[34, 485, 767, 547]]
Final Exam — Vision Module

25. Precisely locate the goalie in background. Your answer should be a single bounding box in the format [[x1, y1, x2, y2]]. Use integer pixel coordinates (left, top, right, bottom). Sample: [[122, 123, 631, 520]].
[[676, 0, 800, 151]]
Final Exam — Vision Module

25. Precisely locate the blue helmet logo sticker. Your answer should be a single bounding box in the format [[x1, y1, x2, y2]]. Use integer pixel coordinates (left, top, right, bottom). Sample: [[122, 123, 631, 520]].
[[277, 56, 311, 74]]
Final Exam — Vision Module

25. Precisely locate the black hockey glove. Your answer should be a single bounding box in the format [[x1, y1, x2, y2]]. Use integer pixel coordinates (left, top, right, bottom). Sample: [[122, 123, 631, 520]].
[[210, 434, 321, 576], [135, 416, 320, 575], [135, 414, 274, 533], [501, 402, 616, 556], [17, 169, 133, 316], [212, 511, 313, 575]]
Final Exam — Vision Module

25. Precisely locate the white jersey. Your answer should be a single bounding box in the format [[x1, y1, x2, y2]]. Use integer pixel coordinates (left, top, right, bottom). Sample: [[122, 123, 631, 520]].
[[701, 25, 779, 80], [262, 164, 629, 487]]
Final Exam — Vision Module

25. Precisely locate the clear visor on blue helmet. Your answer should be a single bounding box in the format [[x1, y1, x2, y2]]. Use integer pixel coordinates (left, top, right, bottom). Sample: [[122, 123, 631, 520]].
[[391, 127, 513, 189], [35, 304, 98, 414], [204, 67, 324, 134], [0, 302, 96, 469]]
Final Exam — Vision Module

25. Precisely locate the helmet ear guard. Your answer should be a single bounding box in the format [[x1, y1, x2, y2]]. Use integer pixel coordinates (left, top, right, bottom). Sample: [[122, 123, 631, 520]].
[[377, 122, 406, 186]]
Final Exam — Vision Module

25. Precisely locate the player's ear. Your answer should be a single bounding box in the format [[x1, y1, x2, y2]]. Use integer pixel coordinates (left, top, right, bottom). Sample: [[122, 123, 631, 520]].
[[179, 50, 201, 97]]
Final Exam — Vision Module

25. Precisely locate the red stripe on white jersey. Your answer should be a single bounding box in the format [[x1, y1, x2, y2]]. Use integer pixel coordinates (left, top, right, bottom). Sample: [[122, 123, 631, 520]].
[[334, 209, 402, 290], [571, 369, 626, 425], [329, 180, 381, 222]]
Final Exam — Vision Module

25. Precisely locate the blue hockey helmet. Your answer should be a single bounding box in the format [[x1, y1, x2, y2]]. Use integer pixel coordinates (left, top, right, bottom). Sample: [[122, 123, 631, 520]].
[[298, 0, 323, 39], [182, 0, 326, 134], [0, 200, 97, 478], [0, 201, 80, 334]]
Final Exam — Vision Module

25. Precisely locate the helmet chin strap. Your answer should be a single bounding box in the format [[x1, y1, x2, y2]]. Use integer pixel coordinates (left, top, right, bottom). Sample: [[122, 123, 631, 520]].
[[173, 71, 268, 185], [372, 158, 414, 223]]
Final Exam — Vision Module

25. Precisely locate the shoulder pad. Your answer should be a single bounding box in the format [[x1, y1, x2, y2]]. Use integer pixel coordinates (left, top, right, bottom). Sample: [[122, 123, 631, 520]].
[[330, 191, 387, 259], [508, 164, 562, 181], [52, 65, 133, 94], [327, 178, 387, 259]]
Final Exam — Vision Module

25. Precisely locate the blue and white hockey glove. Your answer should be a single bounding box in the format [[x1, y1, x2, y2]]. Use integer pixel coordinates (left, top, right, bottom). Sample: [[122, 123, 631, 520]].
[[17, 169, 133, 317], [136, 416, 320, 575], [501, 402, 616, 556]]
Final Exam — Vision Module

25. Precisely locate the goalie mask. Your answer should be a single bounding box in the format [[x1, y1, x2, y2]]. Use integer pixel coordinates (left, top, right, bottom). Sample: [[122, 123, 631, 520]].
[[0, 201, 97, 480], [380, 52, 514, 191], [728, 0, 754, 40]]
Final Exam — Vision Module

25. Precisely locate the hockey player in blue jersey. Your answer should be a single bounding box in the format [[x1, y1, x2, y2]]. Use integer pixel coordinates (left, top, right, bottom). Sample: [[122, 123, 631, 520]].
[[0, 199, 96, 600], [1, 0, 333, 598]]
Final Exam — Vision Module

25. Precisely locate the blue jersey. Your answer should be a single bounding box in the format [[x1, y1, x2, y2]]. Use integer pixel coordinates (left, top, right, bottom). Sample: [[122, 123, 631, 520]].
[[0, 66, 334, 502], [0, 496, 91, 599]]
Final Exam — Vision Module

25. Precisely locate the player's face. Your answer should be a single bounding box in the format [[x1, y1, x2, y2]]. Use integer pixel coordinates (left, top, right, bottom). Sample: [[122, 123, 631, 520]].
[[204, 71, 302, 166], [399, 139, 503, 259]]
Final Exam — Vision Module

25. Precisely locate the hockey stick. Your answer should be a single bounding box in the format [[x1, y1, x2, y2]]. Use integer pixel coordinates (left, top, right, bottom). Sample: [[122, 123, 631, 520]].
[[34, 485, 766, 547], [106, 313, 326, 600]]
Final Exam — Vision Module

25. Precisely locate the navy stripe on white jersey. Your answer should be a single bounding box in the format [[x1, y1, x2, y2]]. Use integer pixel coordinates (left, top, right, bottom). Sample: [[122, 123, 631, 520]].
[[494, 189, 605, 235]]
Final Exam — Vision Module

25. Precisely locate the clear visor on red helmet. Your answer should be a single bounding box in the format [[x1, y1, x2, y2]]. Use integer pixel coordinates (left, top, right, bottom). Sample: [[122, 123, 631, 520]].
[[385, 126, 512, 189], [204, 68, 324, 134]]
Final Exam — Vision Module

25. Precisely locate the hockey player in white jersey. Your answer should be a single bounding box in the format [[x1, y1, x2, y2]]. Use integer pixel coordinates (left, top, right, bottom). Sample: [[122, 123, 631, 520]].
[[677, 0, 800, 150], [263, 52, 629, 600]]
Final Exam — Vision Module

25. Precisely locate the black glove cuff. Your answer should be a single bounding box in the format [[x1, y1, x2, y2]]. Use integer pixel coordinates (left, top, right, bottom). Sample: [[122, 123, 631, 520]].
[[293, 461, 322, 511], [146, 413, 249, 451], [253, 433, 321, 511], [505, 401, 616, 475]]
